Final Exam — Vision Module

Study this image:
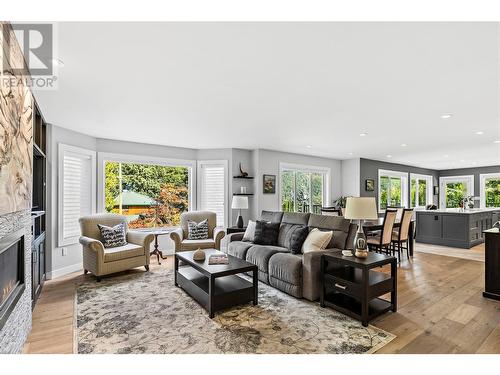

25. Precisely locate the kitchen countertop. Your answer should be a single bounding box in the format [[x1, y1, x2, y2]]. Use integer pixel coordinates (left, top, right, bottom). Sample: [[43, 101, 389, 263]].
[[417, 208, 500, 214]]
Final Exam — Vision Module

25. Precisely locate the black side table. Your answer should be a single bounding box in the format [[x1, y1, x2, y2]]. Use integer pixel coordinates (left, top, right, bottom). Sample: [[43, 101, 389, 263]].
[[320, 251, 397, 327], [226, 226, 247, 234]]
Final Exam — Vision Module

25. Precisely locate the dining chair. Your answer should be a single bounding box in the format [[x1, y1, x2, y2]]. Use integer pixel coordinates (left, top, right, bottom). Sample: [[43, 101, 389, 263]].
[[320, 207, 342, 216], [386, 206, 404, 222], [367, 209, 398, 254], [391, 208, 413, 262]]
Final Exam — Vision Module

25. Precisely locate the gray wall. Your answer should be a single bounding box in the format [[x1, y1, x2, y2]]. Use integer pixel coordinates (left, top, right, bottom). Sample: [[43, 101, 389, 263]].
[[359, 158, 439, 208], [439, 165, 500, 198]]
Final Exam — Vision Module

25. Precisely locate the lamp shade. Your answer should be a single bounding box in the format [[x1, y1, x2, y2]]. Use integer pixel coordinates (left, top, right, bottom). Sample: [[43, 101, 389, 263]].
[[344, 197, 378, 220], [231, 195, 249, 210]]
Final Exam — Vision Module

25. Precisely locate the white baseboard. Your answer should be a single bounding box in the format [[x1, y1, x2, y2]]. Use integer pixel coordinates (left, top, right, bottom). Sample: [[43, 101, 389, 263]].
[[46, 263, 83, 280]]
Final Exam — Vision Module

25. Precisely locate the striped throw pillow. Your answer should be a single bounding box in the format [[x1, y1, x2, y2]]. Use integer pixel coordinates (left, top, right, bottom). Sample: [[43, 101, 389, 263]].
[[98, 223, 127, 248], [187, 219, 209, 240]]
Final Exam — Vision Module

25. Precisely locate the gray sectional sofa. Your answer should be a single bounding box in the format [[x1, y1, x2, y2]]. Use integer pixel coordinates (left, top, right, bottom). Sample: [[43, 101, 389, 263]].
[[225, 210, 357, 301]]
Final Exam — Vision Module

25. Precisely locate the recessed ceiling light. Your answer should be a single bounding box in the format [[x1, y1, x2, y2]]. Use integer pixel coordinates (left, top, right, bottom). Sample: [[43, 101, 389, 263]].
[[472, 161, 477, 165], [475, 131, 484, 135], [495, 140, 500, 144], [444, 154, 449, 158], [52, 58, 65, 67], [348, 152, 353, 156], [306, 145, 312, 149], [359, 132, 368, 137], [441, 114, 453, 119], [400, 143, 407, 147], [460, 159, 465, 162], [386, 155, 392, 158]]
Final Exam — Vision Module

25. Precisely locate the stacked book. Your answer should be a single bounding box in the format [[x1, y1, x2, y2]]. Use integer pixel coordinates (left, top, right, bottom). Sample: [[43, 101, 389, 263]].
[[208, 253, 229, 265]]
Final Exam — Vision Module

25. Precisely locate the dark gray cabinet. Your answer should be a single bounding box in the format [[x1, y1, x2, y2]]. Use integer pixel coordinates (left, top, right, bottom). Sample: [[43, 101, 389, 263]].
[[416, 210, 500, 249]]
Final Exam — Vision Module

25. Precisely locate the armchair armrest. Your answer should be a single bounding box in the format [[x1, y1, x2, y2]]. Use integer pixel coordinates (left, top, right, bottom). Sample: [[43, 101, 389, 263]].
[[213, 228, 226, 250], [79, 236, 105, 253], [127, 230, 154, 250], [170, 228, 184, 251]]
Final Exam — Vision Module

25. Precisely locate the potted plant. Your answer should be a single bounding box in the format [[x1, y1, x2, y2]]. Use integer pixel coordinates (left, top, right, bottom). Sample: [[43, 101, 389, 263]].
[[333, 196, 348, 215]]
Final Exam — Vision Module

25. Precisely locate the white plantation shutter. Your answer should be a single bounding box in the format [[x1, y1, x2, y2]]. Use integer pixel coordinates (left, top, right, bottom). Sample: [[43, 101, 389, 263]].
[[198, 161, 228, 227], [58, 144, 96, 246]]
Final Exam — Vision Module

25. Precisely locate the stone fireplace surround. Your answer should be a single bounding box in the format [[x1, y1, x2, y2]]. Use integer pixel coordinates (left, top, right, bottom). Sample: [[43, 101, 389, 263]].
[[0, 210, 32, 353]]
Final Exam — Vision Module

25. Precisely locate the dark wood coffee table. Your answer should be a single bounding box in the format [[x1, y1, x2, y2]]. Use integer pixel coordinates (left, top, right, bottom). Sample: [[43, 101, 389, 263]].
[[174, 249, 258, 318]]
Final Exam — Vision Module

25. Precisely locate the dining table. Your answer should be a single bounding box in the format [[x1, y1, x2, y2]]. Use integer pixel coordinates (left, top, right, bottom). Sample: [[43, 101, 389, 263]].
[[362, 217, 415, 256]]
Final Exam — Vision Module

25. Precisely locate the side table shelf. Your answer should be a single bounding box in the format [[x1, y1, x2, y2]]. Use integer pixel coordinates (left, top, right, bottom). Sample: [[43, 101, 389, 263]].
[[320, 251, 397, 327]]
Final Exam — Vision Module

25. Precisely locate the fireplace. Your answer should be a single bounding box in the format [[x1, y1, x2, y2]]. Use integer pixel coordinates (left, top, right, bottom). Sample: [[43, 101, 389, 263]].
[[0, 229, 25, 330]]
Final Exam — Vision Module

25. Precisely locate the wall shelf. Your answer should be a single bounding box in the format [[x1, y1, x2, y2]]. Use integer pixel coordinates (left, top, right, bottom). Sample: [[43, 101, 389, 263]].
[[233, 193, 254, 196], [233, 176, 254, 179]]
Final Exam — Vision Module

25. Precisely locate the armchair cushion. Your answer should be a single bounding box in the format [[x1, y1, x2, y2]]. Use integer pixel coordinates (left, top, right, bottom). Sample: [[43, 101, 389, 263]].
[[179, 239, 215, 251], [103, 243, 144, 263]]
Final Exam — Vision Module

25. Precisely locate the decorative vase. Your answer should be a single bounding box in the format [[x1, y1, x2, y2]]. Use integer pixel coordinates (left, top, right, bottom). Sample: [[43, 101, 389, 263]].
[[193, 248, 205, 261]]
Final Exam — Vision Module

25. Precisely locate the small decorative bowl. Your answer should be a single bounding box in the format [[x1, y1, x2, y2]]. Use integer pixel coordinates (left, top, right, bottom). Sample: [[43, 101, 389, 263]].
[[193, 248, 206, 261]]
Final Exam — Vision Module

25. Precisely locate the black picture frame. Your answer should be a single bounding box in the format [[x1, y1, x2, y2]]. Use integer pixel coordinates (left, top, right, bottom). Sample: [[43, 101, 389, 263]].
[[365, 179, 375, 192], [263, 174, 276, 194]]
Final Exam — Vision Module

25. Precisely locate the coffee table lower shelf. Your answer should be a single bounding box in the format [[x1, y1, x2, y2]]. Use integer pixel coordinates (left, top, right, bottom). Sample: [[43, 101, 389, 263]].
[[176, 267, 256, 318]]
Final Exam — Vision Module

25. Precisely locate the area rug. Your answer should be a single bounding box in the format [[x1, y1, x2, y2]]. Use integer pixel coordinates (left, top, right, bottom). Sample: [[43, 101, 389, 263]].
[[76, 269, 395, 354]]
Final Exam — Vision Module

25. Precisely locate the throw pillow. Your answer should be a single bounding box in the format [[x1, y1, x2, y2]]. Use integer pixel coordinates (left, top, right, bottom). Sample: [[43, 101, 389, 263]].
[[242, 220, 256, 242], [253, 220, 280, 246], [98, 223, 127, 248], [277, 223, 309, 253], [301, 228, 333, 254], [289, 226, 310, 254], [187, 219, 209, 240]]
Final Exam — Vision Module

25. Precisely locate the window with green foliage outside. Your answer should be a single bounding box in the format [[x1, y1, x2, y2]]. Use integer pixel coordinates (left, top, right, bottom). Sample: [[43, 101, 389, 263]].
[[410, 178, 428, 207], [379, 175, 404, 210], [485, 177, 500, 207], [104, 161, 189, 228], [445, 182, 466, 208], [281, 169, 324, 214]]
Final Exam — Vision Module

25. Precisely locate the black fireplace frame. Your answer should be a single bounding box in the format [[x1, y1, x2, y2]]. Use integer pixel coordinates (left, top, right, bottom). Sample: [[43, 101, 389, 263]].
[[0, 228, 26, 330]]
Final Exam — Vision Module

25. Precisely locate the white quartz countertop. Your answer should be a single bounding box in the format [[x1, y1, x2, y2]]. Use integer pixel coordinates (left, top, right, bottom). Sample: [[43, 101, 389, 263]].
[[417, 208, 500, 214]]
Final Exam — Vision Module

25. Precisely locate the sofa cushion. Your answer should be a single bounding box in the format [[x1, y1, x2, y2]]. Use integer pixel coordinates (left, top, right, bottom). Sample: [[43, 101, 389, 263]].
[[281, 212, 310, 225], [245, 245, 289, 283], [254, 220, 280, 246], [302, 228, 333, 253], [242, 220, 256, 242], [260, 210, 284, 223], [227, 241, 253, 259], [103, 243, 144, 262], [307, 214, 351, 249], [277, 223, 309, 254], [269, 253, 302, 297]]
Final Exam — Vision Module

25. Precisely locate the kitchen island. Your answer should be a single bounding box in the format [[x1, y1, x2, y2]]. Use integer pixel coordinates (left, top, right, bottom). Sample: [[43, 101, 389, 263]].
[[416, 208, 500, 249]]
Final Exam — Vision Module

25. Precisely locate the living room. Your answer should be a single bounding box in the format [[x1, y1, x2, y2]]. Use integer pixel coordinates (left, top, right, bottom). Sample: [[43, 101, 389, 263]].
[[1, 1, 500, 372]]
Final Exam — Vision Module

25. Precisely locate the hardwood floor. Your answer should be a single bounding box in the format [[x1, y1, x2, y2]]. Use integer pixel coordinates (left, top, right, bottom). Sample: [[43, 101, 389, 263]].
[[23, 246, 500, 354]]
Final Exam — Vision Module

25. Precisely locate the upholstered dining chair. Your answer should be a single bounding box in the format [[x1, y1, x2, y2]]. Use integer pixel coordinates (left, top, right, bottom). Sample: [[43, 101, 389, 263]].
[[79, 213, 154, 281], [367, 209, 398, 254], [170, 211, 225, 252], [391, 208, 414, 262]]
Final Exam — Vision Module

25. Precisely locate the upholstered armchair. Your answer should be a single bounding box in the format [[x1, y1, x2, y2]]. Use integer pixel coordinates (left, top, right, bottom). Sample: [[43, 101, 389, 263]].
[[170, 211, 225, 251], [79, 213, 154, 281]]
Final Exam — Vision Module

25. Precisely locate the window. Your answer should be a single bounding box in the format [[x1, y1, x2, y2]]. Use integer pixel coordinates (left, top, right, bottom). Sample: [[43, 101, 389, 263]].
[[439, 175, 474, 209], [410, 173, 433, 208], [99, 153, 194, 229], [378, 170, 408, 211], [280, 163, 329, 214], [58, 144, 96, 246], [197, 160, 228, 227], [480, 173, 500, 208]]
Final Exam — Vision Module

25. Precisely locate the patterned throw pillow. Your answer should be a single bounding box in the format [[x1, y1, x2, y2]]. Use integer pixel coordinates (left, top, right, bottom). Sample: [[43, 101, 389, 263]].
[[97, 223, 127, 248], [187, 219, 209, 240]]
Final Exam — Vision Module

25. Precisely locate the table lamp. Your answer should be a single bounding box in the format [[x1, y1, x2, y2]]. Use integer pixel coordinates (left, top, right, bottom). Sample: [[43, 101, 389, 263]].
[[344, 197, 378, 258], [231, 196, 248, 228]]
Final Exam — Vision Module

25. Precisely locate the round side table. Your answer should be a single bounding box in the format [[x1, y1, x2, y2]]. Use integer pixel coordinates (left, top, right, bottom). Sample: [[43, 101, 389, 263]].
[[149, 229, 170, 265]]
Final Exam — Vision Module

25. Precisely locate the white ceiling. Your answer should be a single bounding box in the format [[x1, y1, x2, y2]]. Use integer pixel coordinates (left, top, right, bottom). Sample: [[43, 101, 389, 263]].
[[34, 22, 500, 170]]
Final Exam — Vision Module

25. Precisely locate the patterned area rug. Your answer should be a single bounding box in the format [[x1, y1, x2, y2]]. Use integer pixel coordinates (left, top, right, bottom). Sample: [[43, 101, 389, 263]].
[[76, 269, 395, 354]]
